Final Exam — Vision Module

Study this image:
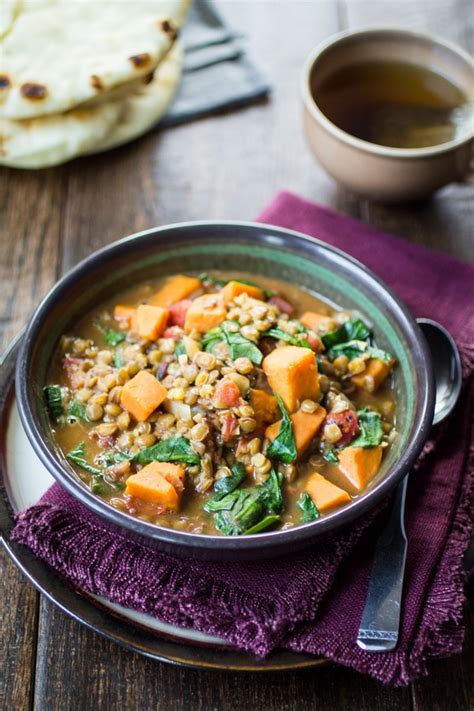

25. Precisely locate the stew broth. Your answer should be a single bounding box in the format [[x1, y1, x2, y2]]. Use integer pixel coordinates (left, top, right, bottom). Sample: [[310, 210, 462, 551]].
[[46, 272, 397, 535]]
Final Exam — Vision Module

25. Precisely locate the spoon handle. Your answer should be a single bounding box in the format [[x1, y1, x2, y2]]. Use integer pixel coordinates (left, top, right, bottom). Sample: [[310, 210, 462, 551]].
[[356, 475, 409, 652]]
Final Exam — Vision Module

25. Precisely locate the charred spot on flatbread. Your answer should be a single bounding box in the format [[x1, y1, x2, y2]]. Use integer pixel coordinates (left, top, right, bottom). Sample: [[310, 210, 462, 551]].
[[20, 82, 48, 100], [0, 75, 10, 90], [129, 53, 152, 69], [143, 73, 154, 85], [90, 75, 104, 91], [160, 19, 178, 40]]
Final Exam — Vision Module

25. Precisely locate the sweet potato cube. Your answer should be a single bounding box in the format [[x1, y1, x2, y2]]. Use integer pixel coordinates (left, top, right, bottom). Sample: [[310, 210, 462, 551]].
[[250, 389, 279, 427], [114, 304, 137, 329], [135, 304, 169, 341], [262, 346, 319, 413], [300, 311, 332, 331], [222, 280, 265, 303], [125, 462, 181, 511], [265, 406, 326, 458], [306, 472, 351, 512], [120, 370, 167, 422], [291, 407, 327, 455], [351, 357, 395, 391], [150, 275, 201, 307], [157, 461, 186, 494], [337, 445, 383, 492], [184, 292, 226, 333]]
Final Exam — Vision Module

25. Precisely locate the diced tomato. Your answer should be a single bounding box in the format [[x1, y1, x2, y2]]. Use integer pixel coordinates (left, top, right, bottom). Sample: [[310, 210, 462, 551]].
[[306, 332, 324, 352], [163, 325, 182, 340], [221, 414, 238, 442], [63, 355, 85, 388], [213, 378, 242, 408], [325, 410, 360, 447], [89, 431, 115, 450], [268, 295, 294, 315], [169, 299, 192, 328]]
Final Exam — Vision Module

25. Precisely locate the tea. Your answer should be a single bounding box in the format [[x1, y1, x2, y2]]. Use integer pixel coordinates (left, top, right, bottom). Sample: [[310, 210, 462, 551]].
[[314, 60, 472, 148]]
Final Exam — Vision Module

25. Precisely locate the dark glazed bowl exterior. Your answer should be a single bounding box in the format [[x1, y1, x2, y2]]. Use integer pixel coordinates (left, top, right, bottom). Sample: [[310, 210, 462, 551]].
[[16, 222, 435, 560]]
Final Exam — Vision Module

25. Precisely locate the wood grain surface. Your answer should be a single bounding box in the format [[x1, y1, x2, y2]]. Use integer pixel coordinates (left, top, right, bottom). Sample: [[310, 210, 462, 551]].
[[1, 2, 472, 709]]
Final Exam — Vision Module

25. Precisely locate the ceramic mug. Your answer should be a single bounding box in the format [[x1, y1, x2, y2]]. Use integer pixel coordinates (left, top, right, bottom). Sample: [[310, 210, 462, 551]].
[[301, 28, 474, 202]]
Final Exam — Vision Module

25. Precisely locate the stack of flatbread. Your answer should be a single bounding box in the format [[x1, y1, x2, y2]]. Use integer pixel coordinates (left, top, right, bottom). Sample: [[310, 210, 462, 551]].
[[0, 0, 190, 168]]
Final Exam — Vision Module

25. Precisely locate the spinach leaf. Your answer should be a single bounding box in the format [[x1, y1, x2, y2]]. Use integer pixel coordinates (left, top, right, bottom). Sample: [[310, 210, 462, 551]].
[[95, 319, 126, 346], [44, 385, 64, 422], [366, 346, 394, 364], [203, 488, 246, 513], [229, 494, 265, 532], [212, 462, 247, 501], [343, 318, 371, 341], [322, 318, 371, 349], [264, 327, 311, 349], [198, 272, 227, 289], [214, 491, 265, 535], [203, 338, 224, 354], [244, 514, 281, 534], [113, 345, 124, 368], [297, 492, 320, 522], [267, 394, 297, 464], [221, 323, 263, 364], [90, 474, 125, 496], [329, 339, 393, 364], [258, 469, 284, 514], [350, 408, 384, 448], [202, 322, 263, 364], [204, 468, 284, 534], [68, 399, 86, 421], [202, 326, 225, 353], [67, 442, 102, 476], [328, 340, 369, 361], [104, 329, 126, 347], [96, 436, 200, 468], [131, 435, 200, 465], [323, 449, 339, 464]]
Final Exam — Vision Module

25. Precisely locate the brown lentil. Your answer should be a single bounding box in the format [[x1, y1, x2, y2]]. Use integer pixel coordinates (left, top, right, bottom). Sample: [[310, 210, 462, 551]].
[[85, 402, 103, 421]]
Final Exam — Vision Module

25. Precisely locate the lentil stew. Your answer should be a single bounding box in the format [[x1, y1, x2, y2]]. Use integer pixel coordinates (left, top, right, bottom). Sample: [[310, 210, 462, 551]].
[[45, 272, 397, 535]]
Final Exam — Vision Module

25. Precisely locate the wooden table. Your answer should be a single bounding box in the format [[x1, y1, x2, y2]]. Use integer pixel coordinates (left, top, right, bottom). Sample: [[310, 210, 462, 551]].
[[1, 2, 472, 709]]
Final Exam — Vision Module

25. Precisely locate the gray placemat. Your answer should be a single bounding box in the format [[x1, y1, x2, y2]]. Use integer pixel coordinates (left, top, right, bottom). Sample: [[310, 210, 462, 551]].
[[160, 0, 270, 126]]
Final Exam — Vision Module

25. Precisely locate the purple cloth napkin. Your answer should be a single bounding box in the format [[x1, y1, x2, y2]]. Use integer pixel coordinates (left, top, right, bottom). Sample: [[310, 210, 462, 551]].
[[12, 192, 474, 685]]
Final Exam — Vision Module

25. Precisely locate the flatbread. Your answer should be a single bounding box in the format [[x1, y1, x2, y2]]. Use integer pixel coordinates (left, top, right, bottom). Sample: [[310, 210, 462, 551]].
[[85, 42, 183, 155], [0, 100, 124, 169], [0, 41, 183, 169], [0, 0, 190, 119], [0, 0, 20, 38]]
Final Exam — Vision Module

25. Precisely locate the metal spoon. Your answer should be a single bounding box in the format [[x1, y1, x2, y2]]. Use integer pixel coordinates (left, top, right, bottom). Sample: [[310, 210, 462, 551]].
[[356, 318, 462, 652]]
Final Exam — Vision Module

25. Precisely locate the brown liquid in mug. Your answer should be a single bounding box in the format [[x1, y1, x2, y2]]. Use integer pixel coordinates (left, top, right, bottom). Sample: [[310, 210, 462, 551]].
[[314, 60, 471, 148]]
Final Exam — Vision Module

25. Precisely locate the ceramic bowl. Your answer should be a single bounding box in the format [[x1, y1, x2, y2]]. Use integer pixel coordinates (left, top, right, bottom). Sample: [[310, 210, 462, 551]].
[[16, 222, 435, 559], [301, 27, 474, 202]]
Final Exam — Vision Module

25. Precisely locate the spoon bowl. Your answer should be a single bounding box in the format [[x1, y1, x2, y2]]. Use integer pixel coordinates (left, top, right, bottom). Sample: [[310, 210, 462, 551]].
[[417, 318, 462, 425]]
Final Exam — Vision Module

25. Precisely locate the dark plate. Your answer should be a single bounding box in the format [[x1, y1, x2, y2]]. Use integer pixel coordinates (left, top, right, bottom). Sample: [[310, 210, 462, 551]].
[[15, 221, 435, 559]]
